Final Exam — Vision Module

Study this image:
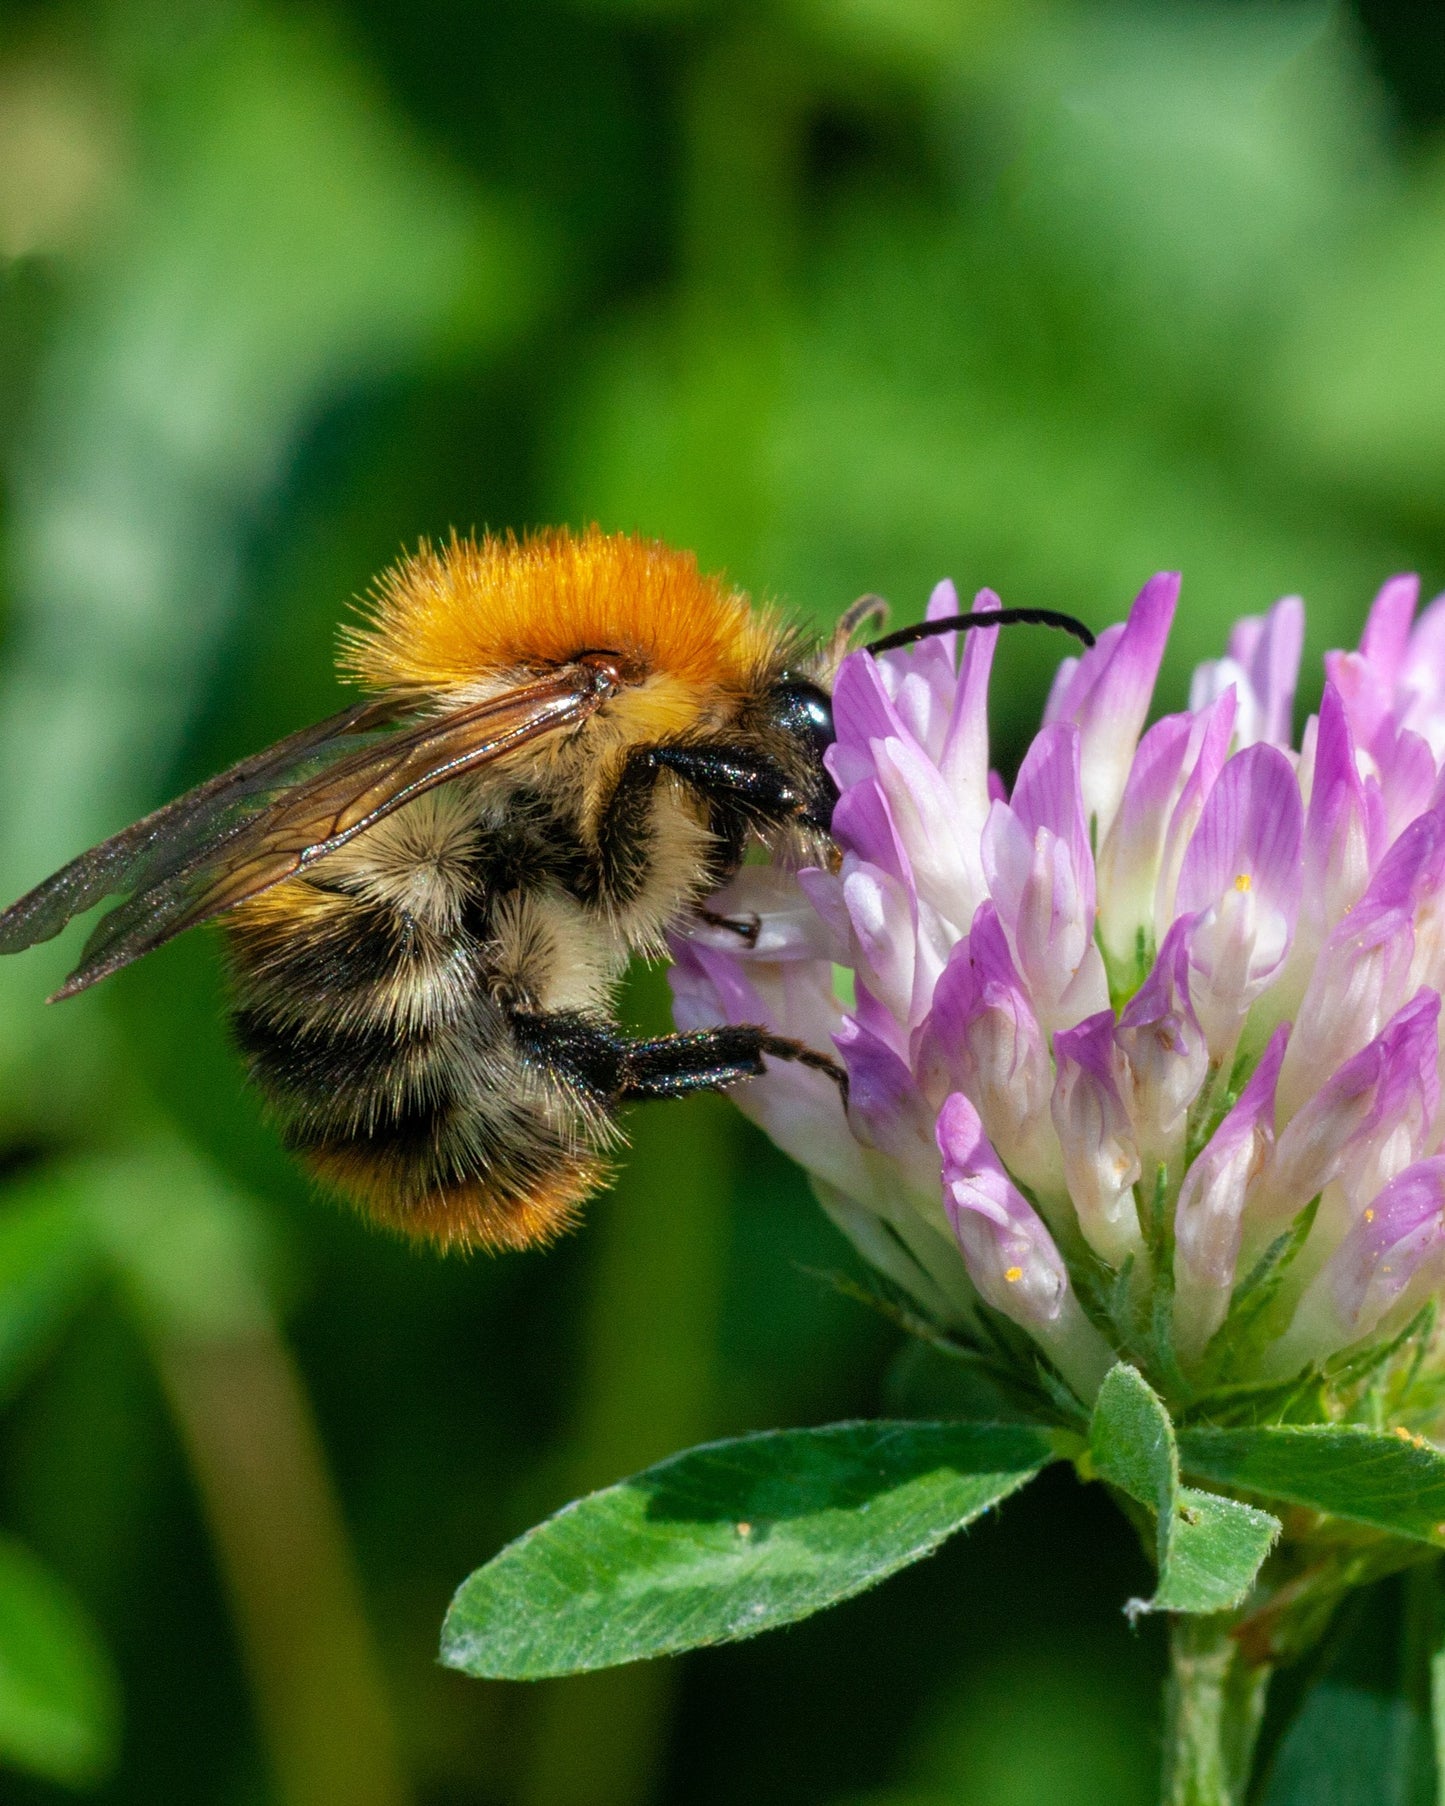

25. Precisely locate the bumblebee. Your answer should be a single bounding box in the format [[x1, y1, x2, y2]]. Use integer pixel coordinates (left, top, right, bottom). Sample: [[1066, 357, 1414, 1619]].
[[0, 528, 1090, 1251]]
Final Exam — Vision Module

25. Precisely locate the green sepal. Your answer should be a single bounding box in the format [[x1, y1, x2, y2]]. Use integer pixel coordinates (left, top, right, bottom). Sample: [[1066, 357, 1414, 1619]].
[[1089, 1364, 1279, 1617], [440, 1420, 1057, 1679], [1204, 1197, 1320, 1382]]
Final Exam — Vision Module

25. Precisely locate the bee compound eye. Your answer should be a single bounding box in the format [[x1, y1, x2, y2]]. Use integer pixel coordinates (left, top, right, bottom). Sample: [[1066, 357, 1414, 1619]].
[[770, 678, 835, 757]]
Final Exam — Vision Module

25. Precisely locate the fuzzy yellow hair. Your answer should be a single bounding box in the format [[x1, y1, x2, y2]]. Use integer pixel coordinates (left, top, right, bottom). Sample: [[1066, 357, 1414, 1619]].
[[341, 526, 784, 698]]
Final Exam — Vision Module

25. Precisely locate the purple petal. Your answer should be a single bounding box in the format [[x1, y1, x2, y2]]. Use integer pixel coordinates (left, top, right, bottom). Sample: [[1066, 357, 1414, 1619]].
[[1176, 744, 1304, 926], [1372, 723, 1438, 851], [1175, 742, 1304, 1060], [1153, 690, 1239, 944], [796, 865, 852, 948], [1235, 595, 1305, 747], [840, 582, 977, 771], [1279, 1156, 1445, 1366], [830, 648, 909, 785], [939, 588, 1000, 818], [840, 859, 917, 1038], [1235, 592, 1300, 740], [882, 642, 961, 767], [1044, 571, 1178, 841], [927, 577, 961, 622], [1280, 805, 1445, 1114], [1279, 890, 1422, 1123], [1327, 1157, 1445, 1336], [1324, 575, 1420, 753], [1172, 1023, 1289, 1356], [937, 1093, 1111, 1392], [1043, 629, 1115, 728], [1301, 684, 1373, 939], [835, 1013, 940, 1195], [684, 868, 845, 962], [1397, 589, 1445, 756], [986, 808, 1108, 1036], [1361, 573, 1422, 671], [1116, 916, 1208, 1170], [938, 1093, 1066, 1320], [872, 732, 987, 935], [831, 774, 909, 881], [916, 903, 1061, 1197], [669, 941, 871, 1206], [1010, 723, 1093, 903], [1051, 1008, 1142, 1264], [670, 937, 771, 1032], [1095, 712, 1194, 969], [851, 979, 905, 1051], [1363, 802, 1445, 917], [1189, 596, 1305, 750], [983, 725, 1107, 1033], [1257, 988, 1442, 1239]]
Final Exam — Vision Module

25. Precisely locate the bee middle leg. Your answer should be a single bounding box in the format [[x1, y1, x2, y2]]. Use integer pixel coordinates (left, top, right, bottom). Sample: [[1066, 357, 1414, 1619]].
[[513, 1013, 848, 1105]]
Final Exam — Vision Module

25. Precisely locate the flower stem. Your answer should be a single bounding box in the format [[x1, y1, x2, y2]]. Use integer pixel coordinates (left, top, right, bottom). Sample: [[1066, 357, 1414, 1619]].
[[1162, 1615, 1271, 1806]]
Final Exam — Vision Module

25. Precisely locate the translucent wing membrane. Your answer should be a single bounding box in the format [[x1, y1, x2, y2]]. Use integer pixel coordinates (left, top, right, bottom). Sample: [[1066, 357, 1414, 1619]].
[[0, 697, 402, 957], [0, 661, 621, 999]]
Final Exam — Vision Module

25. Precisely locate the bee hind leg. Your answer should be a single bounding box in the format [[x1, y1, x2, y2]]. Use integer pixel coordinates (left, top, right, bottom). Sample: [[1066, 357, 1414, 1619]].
[[622, 1026, 848, 1104], [513, 1013, 848, 1106]]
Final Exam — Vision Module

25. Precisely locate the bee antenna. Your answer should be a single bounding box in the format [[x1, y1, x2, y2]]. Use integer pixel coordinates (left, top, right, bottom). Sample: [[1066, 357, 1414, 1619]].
[[864, 607, 1096, 657]]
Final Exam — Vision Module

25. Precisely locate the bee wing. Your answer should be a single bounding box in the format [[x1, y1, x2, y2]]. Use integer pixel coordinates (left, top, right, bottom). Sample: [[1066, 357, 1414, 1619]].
[[0, 664, 614, 999], [0, 696, 405, 958]]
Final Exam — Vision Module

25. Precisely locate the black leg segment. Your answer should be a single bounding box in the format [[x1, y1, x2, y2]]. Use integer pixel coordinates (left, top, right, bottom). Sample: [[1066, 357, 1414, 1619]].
[[591, 740, 813, 904], [512, 1011, 848, 1105], [643, 744, 802, 815]]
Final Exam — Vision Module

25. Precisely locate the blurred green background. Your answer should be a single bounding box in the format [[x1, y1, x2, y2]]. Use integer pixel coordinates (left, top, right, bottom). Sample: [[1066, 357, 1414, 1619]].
[[0, 1, 1441, 1802]]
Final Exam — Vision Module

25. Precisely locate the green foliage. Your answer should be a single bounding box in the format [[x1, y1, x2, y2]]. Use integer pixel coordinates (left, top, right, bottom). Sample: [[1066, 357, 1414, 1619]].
[[0, 8, 523, 916], [0, 0, 1441, 1799], [1089, 1365, 1279, 1617], [0, 1172, 99, 1404], [77, 1143, 276, 1342], [1202, 1198, 1320, 1383], [1262, 1682, 1432, 1806], [441, 1421, 1056, 1678], [1257, 1572, 1441, 1806], [0, 1532, 118, 1787], [839, 1630, 1158, 1806], [1179, 1426, 1445, 1546], [0, 1167, 117, 1788]]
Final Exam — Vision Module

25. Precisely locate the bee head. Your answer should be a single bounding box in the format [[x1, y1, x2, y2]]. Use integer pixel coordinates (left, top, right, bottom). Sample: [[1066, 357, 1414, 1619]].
[[756, 602, 1095, 838], [759, 675, 837, 834]]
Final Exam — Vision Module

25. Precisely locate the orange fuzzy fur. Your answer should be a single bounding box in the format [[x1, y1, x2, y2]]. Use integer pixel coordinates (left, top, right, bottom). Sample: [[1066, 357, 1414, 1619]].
[[342, 526, 784, 698], [305, 1144, 603, 1253]]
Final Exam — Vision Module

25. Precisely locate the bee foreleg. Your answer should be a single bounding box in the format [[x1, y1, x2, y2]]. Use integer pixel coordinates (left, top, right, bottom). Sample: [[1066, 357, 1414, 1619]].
[[594, 742, 814, 903], [642, 744, 803, 818], [513, 1013, 849, 1105], [643, 742, 836, 836]]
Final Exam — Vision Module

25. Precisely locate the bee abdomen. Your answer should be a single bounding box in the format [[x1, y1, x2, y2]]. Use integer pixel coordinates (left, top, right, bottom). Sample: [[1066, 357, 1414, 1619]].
[[229, 937, 607, 1253]]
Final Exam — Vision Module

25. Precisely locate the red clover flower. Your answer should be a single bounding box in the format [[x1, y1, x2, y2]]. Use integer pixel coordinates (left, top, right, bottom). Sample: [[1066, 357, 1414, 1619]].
[[672, 574, 1445, 1412]]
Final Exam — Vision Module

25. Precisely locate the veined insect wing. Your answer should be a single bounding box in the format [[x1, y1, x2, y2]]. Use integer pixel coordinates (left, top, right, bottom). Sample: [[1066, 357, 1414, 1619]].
[[0, 695, 402, 957], [0, 658, 625, 999]]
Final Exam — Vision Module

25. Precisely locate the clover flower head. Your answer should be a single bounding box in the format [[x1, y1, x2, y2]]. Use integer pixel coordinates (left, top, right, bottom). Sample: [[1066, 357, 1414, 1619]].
[[671, 572, 1445, 1415]]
